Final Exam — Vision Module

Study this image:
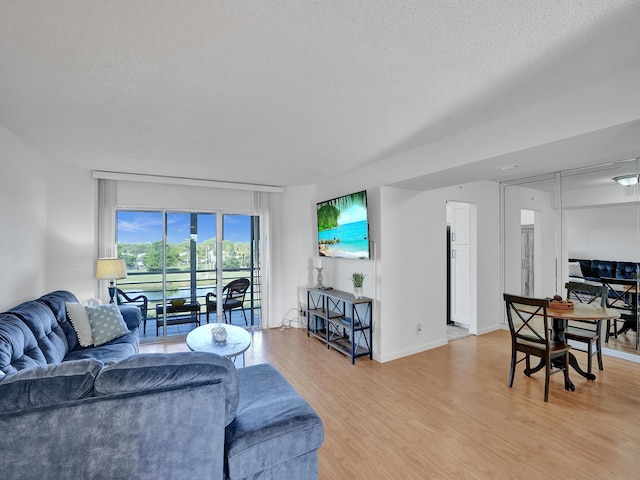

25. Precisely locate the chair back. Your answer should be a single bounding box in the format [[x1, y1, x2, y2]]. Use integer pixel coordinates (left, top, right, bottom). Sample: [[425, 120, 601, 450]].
[[224, 278, 250, 303], [116, 288, 149, 319], [600, 277, 637, 313], [503, 293, 551, 347], [565, 282, 607, 307]]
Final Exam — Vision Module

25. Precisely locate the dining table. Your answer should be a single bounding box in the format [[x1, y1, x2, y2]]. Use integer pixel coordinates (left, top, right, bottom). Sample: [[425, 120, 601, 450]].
[[522, 302, 620, 390]]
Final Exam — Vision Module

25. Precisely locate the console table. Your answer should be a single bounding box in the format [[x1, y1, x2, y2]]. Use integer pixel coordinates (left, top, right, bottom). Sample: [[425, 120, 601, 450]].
[[306, 288, 372, 364], [155, 301, 201, 335]]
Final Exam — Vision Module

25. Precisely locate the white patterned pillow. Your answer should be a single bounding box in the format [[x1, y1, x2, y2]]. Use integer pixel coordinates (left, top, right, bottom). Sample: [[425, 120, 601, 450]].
[[568, 261, 584, 278], [66, 302, 94, 347], [85, 304, 130, 346]]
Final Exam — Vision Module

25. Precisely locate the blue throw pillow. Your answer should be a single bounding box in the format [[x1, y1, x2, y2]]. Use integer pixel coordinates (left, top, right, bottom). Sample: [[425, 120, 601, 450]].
[[85, 303, 130, 346]]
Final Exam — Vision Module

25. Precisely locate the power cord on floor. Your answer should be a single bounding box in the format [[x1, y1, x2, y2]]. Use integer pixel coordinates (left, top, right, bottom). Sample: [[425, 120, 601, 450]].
[[280, 307, 306, 329]]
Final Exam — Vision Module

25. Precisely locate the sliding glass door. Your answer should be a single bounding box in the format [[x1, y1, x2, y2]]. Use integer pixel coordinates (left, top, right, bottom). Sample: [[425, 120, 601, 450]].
[[116, 210, 261, 340], [221, 214, 261, 327]]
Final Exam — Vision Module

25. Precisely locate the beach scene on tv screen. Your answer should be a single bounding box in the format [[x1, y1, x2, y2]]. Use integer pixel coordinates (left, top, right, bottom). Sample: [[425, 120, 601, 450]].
[[317, 191, 369, 259]]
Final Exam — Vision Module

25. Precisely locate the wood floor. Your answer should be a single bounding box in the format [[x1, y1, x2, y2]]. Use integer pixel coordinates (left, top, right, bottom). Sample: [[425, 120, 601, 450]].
[[141, 328, 640, 479]]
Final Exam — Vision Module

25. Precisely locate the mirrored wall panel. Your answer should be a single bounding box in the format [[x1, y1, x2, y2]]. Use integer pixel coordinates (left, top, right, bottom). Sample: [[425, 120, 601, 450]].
[[503, 158, 640, 356]]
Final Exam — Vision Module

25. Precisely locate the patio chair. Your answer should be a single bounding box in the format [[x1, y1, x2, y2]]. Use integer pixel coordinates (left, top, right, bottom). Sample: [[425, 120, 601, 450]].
[[116, 289, 149, 333], [206, 278, 250, 325]]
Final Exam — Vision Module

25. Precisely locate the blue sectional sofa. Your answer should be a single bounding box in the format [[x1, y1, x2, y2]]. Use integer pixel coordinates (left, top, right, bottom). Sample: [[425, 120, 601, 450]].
[[0, 291, 324, 480], [569, 258, 639, 282]]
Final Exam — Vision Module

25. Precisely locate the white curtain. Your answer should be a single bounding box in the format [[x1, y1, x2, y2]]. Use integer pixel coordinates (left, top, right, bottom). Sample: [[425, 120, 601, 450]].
[[252, 191, 274, 328], [97, 179, 117, 302]]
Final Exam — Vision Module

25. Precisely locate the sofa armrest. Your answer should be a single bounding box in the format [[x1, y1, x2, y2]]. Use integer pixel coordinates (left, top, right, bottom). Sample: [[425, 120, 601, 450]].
[[118, 304, 142, 330], [0, 359, 103, 413]]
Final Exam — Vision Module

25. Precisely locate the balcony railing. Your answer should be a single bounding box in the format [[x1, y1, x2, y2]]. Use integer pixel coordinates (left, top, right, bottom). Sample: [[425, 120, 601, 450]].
[[118, 267, 261, 338]]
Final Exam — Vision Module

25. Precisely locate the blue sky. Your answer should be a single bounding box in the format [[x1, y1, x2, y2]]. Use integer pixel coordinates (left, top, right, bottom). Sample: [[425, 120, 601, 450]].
[[117, 211, 251, 244]]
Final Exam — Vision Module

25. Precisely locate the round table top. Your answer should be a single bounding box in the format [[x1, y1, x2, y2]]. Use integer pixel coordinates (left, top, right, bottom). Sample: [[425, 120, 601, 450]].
[[186, 323, 251, 358], [547, 303, 621, 320]]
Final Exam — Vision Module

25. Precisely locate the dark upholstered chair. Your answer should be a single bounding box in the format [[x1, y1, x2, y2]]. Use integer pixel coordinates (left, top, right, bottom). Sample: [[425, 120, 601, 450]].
[[504, 293, 571, 402], [116, 289, 149, 333], [206, 278, 250, 325], [600, 277, 638, 347], [565, 281, 607, 374]]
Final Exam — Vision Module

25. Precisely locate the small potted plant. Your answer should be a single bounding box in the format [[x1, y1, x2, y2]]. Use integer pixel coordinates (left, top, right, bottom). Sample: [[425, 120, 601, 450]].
[[351, 272, 366, 299]]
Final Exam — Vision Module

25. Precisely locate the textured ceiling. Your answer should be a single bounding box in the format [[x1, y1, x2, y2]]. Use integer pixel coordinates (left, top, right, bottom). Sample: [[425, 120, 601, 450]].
[[1, 1, 640, 187]]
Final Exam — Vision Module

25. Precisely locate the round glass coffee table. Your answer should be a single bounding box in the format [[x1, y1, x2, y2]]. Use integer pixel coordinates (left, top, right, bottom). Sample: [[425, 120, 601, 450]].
[[186, 323, 251, 366]]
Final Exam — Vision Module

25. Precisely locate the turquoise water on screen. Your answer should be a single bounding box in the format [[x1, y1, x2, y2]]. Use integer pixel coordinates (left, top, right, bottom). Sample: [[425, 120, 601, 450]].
[[319, 220, 369, 258]]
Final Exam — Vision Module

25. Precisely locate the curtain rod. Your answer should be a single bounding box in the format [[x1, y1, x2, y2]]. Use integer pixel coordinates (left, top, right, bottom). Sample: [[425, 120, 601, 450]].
[[92, 170, 284, 193]]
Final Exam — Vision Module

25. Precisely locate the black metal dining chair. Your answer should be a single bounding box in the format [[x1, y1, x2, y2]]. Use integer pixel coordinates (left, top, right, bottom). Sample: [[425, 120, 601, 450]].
[[504, 293, 571, 402]]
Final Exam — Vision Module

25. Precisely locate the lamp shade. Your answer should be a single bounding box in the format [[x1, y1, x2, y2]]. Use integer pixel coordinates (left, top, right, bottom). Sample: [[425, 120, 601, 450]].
[[314, 257, 323, 269], [96, 258, 127, 280]]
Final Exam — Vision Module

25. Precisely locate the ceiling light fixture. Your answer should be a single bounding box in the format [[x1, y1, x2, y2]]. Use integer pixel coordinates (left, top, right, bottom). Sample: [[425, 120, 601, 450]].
[[613, 174, 639, 186]]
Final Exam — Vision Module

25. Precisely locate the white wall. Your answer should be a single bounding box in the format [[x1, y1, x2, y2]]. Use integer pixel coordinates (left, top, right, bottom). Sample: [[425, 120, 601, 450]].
[[44, 163, 96, 301], [377, 181, 500, 362], [566, 205, 639, 261], [275, 185, 317, 327], [0, 125, 48, 309]]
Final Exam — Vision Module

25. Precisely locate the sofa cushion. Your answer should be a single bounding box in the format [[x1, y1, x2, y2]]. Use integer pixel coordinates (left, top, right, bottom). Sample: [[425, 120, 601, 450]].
[[37, 290, 81, 351], [6, 300, 68, 365], [117, 304, 142, 331], [85, 304, 130, 346], [589, 260, 615, 280], [0, 314, 49, 374], [225, 363, 324, 480], [63, 330, 139, 364], [94, 352, 239, 425], [0, 358, 102, 413], [615, 261, 638, 279]]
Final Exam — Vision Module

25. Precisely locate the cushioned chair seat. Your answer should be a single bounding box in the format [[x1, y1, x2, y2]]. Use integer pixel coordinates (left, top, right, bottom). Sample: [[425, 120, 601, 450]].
[[225, 363, 324, 480]]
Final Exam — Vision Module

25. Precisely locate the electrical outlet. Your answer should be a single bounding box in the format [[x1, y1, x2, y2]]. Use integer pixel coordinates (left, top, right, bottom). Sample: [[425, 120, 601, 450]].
[[416, 322, 423, 334]]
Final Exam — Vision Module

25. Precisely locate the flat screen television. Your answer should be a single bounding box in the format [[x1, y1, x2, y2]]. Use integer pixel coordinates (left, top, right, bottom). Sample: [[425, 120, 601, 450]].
[[317, 190, 370, 259]]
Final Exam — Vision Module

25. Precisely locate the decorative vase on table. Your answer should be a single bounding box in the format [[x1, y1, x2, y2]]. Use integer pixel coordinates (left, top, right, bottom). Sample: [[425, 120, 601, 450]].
[[353, 286, 363, 299], [211, 324, 227, 343]]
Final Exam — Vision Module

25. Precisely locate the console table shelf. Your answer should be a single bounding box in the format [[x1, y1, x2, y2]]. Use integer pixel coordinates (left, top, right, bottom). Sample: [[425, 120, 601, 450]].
[[307, 288, 372, 364]]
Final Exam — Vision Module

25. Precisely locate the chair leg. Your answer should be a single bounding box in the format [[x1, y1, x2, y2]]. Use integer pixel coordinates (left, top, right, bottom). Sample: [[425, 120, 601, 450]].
[[596, 335, 603, 371], [563, 352, 570, 392], [544, 359, 550, 402], [586, 341, 593, 375], [241, 307, 248, 325], [508, 349, 517, 387]]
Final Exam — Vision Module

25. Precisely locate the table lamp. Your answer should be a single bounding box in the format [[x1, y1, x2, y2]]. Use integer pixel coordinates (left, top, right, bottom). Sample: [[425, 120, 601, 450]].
[[96, 258, 127, 303]]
